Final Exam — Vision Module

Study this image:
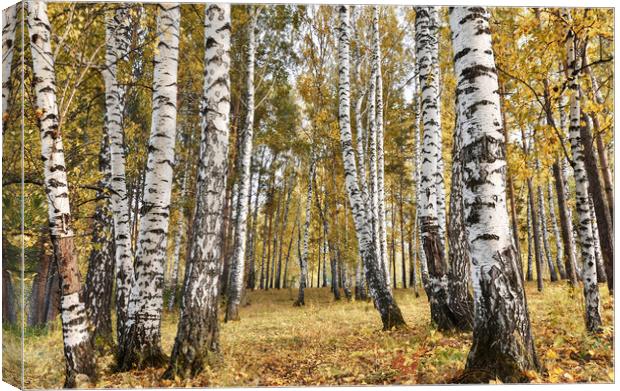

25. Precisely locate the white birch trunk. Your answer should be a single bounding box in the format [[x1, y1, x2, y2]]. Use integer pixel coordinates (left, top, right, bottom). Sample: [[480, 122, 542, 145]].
[[119, 4, 180, 370], [166, 5, 230, 377], [564, 12, 602, 332], [450, 7, 538, 380], [337, 5, 405, 329], [373, 6, 390, 289], [225, 8, 257, 321], [102, 5, 135, 344], [2, 5, 17, 126], [536, 159, 558, 282], [27, 1, 95, 385], [294, 161, 314, 306]]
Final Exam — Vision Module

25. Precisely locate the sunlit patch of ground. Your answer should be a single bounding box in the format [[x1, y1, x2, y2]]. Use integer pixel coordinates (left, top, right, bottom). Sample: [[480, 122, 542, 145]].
[[13, 281, 613, 388]]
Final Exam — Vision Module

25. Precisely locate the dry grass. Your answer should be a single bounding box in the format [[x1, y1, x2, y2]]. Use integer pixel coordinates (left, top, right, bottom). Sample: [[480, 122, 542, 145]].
[[4, 281, 614, 388]]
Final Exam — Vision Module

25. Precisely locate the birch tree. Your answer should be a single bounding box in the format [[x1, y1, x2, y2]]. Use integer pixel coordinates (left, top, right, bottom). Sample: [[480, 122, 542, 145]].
[[27, 1, 95, 385], [168, 168, 188, 311], [564, 11, 602, 332], [415, 6, 455, 330], [103, 5, 134, 343], [337, 5, 405, 330], [547, 179, 567, 279], [165, 4, 231, 377], [294, 161, 314, 306], [373, 6, 390, 288], [118, 3, 181, 370], [449, 6, 539, 381], [225, 7, 257, 321]]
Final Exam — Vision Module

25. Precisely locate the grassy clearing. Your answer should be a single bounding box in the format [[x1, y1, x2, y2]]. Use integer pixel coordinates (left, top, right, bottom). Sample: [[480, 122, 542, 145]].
[[6, 281, 614, 388]]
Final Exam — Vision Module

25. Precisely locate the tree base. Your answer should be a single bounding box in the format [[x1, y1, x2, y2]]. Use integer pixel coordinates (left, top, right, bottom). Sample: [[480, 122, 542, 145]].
[[381, 303, 407, 330], [116, 341, 168, 372], [225, 303, 240, 322]]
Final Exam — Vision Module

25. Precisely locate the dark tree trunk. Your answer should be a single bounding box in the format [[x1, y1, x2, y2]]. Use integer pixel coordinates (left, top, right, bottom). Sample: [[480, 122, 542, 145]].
[[581, 116, 613, 293], [28, 236, 52, 327], [592, 115, 613, 228], [552, 161, 579, 285]]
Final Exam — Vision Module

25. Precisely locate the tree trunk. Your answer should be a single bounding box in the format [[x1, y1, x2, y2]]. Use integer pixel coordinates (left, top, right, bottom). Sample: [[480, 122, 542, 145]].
[[552, 161, 579, 285], [398, 181, 407, 289], [527, 183, 544, 291], [337, 6, 406, 329], [536, 165, 558, 282], [581, 115, 613, 292], [446, 106, 474, 331], [165, 5, 230, 378], [373, 6, 390, 289], [84, 132, 115, 347], [564, 14, 602, 332], [526, 200, 534, 281], [416, 6, 455, 330], [168, 168, 188, 311], [450, 7, 539, 382], [246, 149, 267, 290], [547, 179, 567, 279], [102, 5, 135, 345], [28, 1, 95, 385], [225, 8, 257, 320], [28, 235, 52, 327], [294, 162, 314, 306], [589, 196, 607, 283], [118, 4, 180, 370]]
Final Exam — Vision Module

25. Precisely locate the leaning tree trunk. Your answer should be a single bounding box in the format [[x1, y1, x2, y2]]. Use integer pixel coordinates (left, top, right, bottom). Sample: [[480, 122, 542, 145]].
[[165, 5, 230, 378], [294, 162, 314, 306], [27, 1, 95, 385], [450, 6, 539, 382], [84, 132, 115, 348], [547, 178, 567, 279], [118, 3, 180, 370], [373, 6, 390, 289], [102, 5, 135, 345], [337, 5, 406, 329], [552, 160, 579, 285], [446, 108, 474, 331], [581, 115, 613, 292], [2, 4, 17, 129], [415, 6, 455, 330], [225, 8, 257, 321], [564, 15, 602, 332]]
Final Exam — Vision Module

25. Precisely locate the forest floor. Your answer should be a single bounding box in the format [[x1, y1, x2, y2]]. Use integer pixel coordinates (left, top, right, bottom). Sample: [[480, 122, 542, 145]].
[[3, 281, 615, 388]]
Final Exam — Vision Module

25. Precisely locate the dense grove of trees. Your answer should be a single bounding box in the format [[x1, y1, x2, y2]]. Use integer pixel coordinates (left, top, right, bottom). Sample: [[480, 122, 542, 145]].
[[1, 2, 614, 387]]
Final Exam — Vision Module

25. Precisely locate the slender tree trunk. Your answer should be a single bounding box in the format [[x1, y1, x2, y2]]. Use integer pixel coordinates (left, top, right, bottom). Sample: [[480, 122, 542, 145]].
[[373, 6, 390, 288], [225, 8, 257, 320], [165, 5, 230, 377], [276, 174, 294, 289], [526, 199, 534, 281], [247, 149, 267, 290], [118, 4, 180, 370], [84, 133, 115, 347], [547, 179, 567, 279], [450, 7, 539, 381], [168, 168, 188, 311], [564, 14, 602, 332], [398, 182, 407, 289], [581, 115, 613, 292], [283, 201, 300, 289], [536, 166, 558, 282], [27, 2, 95, 385], [101, 5, 135, 345], [337, 6, 406, 329], [416, 6, 455, 330], [552, 161, 579, 285], [28, 235, 51, 327], [294, 162, 314, 306], [527, 183, 544, 291]]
